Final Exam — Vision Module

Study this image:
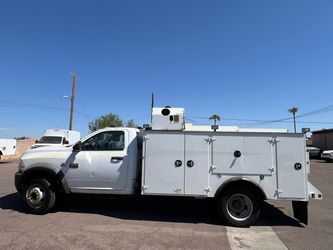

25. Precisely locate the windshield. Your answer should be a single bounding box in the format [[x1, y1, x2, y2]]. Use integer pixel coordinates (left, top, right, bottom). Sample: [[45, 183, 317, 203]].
[[38, 136, 63, 144]]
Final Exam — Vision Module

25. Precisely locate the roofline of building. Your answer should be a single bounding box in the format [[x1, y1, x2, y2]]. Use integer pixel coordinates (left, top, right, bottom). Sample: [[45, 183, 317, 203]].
[[312, 128, 333, 134]]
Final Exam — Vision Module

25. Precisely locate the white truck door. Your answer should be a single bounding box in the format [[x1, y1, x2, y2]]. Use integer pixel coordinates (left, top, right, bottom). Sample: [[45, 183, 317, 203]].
[[276, 136, 307, 199], [142, 132, 184, 195], [184, 133, 210, 196], [67, 130, 128, 191]]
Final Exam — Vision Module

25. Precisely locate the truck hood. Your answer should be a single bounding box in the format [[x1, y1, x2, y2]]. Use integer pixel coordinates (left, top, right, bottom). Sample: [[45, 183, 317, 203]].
[[20, 146, 74, 172], [31, 143, 68, 149]]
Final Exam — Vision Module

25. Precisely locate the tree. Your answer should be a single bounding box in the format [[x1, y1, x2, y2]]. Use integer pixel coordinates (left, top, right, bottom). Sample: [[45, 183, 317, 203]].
[[288, 107, 298, 133], [209, 114, 221, 126], [125, 119, 137, 128], [88, 113, 123, 132]]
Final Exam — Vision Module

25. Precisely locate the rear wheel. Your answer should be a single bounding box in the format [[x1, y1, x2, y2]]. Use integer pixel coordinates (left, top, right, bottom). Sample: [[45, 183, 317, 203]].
[[22, 178, 56, 214], [218, 187, 260, 227]]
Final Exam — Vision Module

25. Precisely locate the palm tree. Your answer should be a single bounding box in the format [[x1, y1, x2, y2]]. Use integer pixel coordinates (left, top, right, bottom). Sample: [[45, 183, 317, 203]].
[[288, 107, 298, 133], [209, 114, 221, 131]]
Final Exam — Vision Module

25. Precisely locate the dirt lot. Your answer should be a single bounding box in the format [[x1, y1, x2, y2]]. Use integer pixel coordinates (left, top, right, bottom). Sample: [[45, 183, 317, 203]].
[[0, 160, 332, 249]]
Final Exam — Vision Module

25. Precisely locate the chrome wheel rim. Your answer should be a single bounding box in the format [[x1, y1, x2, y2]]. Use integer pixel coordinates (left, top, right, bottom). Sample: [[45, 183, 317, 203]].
[[226, 194, 253, 222], [26, 185, 45, 209]]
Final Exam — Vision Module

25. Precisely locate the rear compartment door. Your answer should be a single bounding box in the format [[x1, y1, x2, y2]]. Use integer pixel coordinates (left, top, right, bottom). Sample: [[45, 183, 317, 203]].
[[276, 136, 307, 199], [142, 132, 185, 195], [184, 133, 210, 196]]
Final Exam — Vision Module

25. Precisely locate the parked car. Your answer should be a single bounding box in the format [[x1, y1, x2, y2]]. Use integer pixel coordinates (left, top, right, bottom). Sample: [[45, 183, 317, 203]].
[[306, 146, 321, 159], [321, 150, 333, 162]]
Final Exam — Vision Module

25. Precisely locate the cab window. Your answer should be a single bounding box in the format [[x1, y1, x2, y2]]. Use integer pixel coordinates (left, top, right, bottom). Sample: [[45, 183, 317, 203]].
[[82, 131, 125, 151]]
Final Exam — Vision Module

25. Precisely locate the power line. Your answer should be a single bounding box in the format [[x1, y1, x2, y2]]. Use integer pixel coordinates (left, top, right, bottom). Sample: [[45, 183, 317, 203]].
[[0, 100, 90, 118], [186, 104, 333, 125], [186, 116, 333, 125]]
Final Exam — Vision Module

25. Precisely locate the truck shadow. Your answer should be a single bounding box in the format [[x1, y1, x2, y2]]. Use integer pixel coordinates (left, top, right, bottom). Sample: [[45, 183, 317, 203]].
[[0, 192, 303, 227]]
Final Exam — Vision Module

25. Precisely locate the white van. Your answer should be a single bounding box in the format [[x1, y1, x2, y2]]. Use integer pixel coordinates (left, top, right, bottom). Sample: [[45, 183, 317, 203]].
[[32, 129, 80, 149], [0, 139, 16, 159]]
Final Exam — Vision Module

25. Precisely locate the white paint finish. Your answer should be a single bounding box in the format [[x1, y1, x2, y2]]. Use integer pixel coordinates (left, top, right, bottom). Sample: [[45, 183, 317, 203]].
[[143, 132, 185, 195], [184, 133, 210, 196], [212, 135, 244, 174], [32, 129, 80, 148], [152, 107, 185, 130], [226, 226, 287, 250], [184, 123, 288, 133], [0, 139, 16, 155], [243, 136, 274, 175], [185, 123, 239, 132], [64, 128, 140, 194], [276, 136, 307, 199], [67, 130, 129, 191]]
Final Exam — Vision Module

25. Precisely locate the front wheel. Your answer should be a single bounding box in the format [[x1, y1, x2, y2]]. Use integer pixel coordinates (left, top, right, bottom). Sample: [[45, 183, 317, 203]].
[[22, 178, 56, 214], [218, 187, 260, 227]]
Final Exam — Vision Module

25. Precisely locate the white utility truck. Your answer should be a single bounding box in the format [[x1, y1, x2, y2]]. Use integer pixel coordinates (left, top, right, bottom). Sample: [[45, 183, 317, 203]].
[[15, 107, 322, 227], [31, 129, 80, 149], [0, 139, 16, 159]]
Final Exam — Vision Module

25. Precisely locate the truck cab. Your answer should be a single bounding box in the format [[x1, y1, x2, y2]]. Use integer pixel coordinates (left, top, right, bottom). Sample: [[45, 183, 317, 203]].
[[17, 127, 140, 196]]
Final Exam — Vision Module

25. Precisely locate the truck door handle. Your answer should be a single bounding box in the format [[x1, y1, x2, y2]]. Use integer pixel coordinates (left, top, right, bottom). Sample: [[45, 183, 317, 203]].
[[69, 163, 79, 168], [111, 157, 123, 161]]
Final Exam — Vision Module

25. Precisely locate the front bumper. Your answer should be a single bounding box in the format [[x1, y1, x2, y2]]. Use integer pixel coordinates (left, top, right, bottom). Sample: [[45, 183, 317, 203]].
[[14, 171, 23, 193]]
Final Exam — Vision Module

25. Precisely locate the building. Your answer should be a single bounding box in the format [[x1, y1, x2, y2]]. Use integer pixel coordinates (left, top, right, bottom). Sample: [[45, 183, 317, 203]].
[[312, 129, 333, 150]]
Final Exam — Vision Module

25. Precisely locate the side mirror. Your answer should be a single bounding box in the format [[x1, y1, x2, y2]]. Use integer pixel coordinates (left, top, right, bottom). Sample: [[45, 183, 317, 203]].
[[302, 128, 310, 133], [63, 139, 69, 145], [73, 141, 82, 152]]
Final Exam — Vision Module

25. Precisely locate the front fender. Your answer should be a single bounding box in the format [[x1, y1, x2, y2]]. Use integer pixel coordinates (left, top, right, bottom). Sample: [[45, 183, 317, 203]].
[[17, 165, 70, 194]]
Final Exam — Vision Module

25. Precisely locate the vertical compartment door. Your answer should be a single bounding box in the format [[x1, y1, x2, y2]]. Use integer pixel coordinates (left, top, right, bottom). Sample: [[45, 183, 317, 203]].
[[276, 136, 307, 199], [185, 133, 210, 196], [142, 132, 185, 195]]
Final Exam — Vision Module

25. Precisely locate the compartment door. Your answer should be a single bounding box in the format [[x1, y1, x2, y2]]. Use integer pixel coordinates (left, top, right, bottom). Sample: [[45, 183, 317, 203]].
[[212, 135, 244, 174], [142, 132, 185, 195], [276, 136, 307, 199], [184, 133, 210, 196]]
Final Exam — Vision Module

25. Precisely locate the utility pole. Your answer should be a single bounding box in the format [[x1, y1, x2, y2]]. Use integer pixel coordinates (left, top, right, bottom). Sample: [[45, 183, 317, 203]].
[[69, 74, 77, 130]]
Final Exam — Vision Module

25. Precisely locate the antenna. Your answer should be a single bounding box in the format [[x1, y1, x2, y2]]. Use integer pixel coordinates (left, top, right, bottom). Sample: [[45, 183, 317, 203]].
[[151, 92, 154, 123]]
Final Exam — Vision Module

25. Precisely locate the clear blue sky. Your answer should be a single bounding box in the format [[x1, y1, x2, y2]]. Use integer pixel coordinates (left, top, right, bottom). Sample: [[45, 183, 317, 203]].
[[0, 0, 332, 138]]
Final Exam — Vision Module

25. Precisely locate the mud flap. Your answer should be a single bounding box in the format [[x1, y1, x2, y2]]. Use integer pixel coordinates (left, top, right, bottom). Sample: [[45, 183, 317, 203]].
[[292, 201, 308, 225]]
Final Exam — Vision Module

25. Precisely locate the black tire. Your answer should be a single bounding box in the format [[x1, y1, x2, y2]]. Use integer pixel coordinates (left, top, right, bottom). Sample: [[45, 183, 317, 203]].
[[217, 187, 261, 227], [22, 178, 56, 214]]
